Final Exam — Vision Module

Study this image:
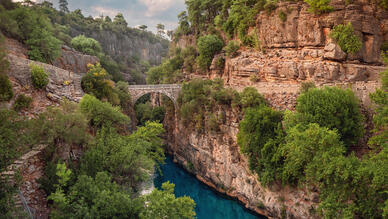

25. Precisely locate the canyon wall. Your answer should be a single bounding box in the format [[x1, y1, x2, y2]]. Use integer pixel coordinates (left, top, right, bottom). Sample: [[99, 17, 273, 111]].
[[203, 0, 387, 109], [169, 0, 387, 218], [167, 107, 317, 219]]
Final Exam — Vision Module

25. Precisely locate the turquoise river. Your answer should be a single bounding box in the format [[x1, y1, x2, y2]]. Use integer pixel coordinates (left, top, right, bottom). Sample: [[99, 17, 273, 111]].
[[154, 156, 267, 219]]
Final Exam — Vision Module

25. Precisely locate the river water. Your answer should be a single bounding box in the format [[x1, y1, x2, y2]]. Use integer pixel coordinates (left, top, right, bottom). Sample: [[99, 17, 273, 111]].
[[154, 156, 266, 219]]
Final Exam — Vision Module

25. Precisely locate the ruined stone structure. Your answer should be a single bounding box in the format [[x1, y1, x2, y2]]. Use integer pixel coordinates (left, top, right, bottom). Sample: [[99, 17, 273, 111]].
[[128, 84, 181, 106]]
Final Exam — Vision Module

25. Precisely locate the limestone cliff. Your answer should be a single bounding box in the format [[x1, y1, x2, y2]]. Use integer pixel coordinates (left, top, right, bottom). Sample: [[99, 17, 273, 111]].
[[167, 1, 387, 218]]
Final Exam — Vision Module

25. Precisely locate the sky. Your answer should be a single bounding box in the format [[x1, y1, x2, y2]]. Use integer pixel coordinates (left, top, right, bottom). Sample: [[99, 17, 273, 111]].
[[18, 0, 187, 33]]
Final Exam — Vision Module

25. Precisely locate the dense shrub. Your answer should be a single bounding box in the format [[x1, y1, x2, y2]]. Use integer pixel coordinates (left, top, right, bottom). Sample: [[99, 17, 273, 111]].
[[140, 182, 196, 219], [79, 94, 130, 131], [237, 106, 284, 183], [296, 86, 364, 146], [0, 74, 13, 102], [71, 35, 103, 56], [278, 10, 287, 22], [81, 63, 118, 104], [196, 35, 224, 71], [0, 32, 9, 75], [0, 6, 62, 62], [239, 87, 267, 108], [182, 46, 197, 73], [304, 0, 333, 14], [0, 109, 32, 170], [81, 123, 164, 186], [214, 57, 225, 69], [13, 94, 32, 112], [32, 100, 90, 151], [49, 171, 142, 218], [224, 41, 240, 57], [330, 23, 362, 54], [299, 81, 316, 93], [30, 64, 49, 89], [279, 124, 345, 184], [178, 79, 238, 131]]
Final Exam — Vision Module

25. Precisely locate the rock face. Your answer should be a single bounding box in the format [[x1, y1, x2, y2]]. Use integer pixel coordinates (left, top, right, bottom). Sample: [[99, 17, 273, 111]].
[[5, 54, 84, 115], [204, 0, 387, 109], [167, 107, 317, 219], [52, 45, 99, 73], [170, 1, 387, 218], [69, 29, 168, 66]]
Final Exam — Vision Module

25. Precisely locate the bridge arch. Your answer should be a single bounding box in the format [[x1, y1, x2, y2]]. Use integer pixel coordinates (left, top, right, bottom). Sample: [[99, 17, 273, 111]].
[[128, 84, 181, 107]]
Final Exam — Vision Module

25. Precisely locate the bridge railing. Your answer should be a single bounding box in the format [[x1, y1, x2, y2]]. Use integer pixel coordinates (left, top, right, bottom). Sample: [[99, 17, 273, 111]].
[[128, 84, 181, 89]]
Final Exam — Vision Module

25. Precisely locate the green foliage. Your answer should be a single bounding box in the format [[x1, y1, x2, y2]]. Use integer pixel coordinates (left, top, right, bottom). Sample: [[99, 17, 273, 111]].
[[30, 64, 49, 89], [0, 74, 13, 102], [13, 94, 32, 112], [196, 35, 224, 71], [0, 5, 62, 62], [330, 23, 362, 54], [178, 79, 238, 130], [0, 177, 20, 218], [71, 35, 102, 56], [368, 59, 388, 149], [237, 106, 284, 185], [0, 109, 32, 170], [278, 10, 287, 22], [224, 40, 240, 57], [81, 122, 165, 186], [296, 86, 364, 146], [135, 102, 166, 126], [140, 182, 196, 219], [239, 87, 267, 109], [280, 124, 345, 184], [214, 57, 225, 69], [304, 0, 333, 14], [81, 63, 120, 104], [299, 81, 316, 93], [79, 94, 130, 131], [49, 171, 142, 219], [0, 32, 9, 75]]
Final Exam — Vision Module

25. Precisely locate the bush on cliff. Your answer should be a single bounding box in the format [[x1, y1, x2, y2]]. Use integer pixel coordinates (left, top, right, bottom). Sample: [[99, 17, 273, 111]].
[[0, 5, 61, 63], [296, 86, 364, 146], [224, 40, 240, 57], [30, 64, 49, 89], [330, 22, 362, 54], [196, 35, 224, 71], [13, 94, 32, 112], [81, 63, 119, 104], [237, 106, 284, 183], [71, 35, 103, 57], [79, 94, 130, 131], [304, 0, 333, 14], [0, 74, 13, 102]]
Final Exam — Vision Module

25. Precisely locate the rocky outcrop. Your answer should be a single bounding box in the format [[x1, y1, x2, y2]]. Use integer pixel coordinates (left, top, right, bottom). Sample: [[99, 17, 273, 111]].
[[5, 54, 84, 115], [52, 45, 99, 73], [69, 29, 168, 66], [5, 37, 99, 74]]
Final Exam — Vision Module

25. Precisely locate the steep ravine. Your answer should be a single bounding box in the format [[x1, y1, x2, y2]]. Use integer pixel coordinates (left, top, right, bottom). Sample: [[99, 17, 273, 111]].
[[165, 106, 317, 219]]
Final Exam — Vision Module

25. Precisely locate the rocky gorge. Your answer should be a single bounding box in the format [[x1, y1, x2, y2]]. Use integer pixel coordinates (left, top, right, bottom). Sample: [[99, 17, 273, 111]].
[[164, 0, 387, 218]]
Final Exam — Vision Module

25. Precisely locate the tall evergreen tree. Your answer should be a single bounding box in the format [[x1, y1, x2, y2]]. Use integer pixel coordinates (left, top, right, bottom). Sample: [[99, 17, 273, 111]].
[[59, 0, 69, 13]]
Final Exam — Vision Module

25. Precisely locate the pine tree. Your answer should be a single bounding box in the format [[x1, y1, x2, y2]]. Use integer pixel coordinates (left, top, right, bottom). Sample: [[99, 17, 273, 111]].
[[59, 0, 69, 13]]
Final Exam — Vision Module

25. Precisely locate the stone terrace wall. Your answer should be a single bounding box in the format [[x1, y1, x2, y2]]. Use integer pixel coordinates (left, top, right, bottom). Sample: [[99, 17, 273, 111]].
[[4, 54, 84, 115]]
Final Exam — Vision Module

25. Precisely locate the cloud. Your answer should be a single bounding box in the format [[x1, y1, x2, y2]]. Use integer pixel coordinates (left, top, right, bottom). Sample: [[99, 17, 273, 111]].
[[90, 6, 119, 17], [139, 0, 175, 17]]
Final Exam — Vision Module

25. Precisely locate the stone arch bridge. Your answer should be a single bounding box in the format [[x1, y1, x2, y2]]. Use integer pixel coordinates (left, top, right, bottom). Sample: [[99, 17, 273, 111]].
[[128, 84, 181, 106]]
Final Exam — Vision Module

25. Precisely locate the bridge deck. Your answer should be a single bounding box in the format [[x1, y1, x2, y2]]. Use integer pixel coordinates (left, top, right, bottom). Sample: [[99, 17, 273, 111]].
[[128, 84, 181, 89]]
